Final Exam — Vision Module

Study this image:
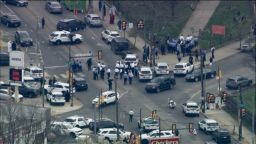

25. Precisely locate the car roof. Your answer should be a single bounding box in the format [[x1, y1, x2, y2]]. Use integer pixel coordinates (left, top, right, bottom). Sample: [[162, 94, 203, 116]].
[[228, 75, 243, 80], [87, 14, 100, 17], [27, 66, 42, 70], [66, 115, 84, 119], [55, 82, 69, 86], [51, 91, 63, 95], [176, 62, 188, 65], [204, 119, 217, 123], [109, 31, 119, 34], [99, 128, 117, 131], [125, 54, 136, 58], [59, 19, 75, 22], [52, 30, 70, 35], [102, 90, 116, 95], [140, 67, 151, 71], [113, 37, 128, 43], [74, 77, 86, 81], [17, 30, 29, 35], [157, 62, 168, 66], [186, 101, 198, 105], [49, 1, 60, 5]]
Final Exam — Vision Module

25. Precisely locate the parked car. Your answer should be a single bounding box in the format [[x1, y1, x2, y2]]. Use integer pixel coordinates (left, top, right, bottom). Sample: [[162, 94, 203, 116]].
[[141, 130, 174, 144], [3, 0, 28, 7], [123, 53, 139, 67], [46, 90, 65, 105], [173, 62, 194, 75], [226, 75, 253, 90], [185, 68, 216, 82], [19, 82, 40, 98], [111, 37, 130, 56], [0, 52, 9, 66], [154, 62, 170, 76], [56, 19, 86, 32], [101, 29, 120, 44], [92, 90, 119, 106], [97, 128, 131, 142], [0, 88, 23, 102], [182, 101, 200, 116], [145, 75, 176, 93], [198, 119, 219, 134], [14, 30, 33, 47], [212, 128, 231, 144], [139, 66, 153, 81], [45, 1, 62, 14], [84, 14, 102, 27], [44, 81, 76, 94], [50, 121, 83, 138], [48, 30, 83, 45], [88, 118, 124, 132], [0, 13, 21, 27], [73, 77, 88, 91], [64, 115, 87, 128], [138, 117, 159, 132]]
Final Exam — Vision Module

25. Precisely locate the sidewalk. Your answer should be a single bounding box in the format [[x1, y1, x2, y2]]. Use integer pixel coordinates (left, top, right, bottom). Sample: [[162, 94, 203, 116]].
[[92, 1, 254, 143]]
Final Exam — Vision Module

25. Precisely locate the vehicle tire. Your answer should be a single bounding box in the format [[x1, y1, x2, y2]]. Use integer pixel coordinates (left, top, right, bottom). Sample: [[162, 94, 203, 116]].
[[141, 139, 149, 144], [156, 87, 160, 93], [70, 132, 76, 138], [56, 40, 61, 45], [210, 74, 215, 78], [75, 39, 81, 43], [195, 78, 199, 82]]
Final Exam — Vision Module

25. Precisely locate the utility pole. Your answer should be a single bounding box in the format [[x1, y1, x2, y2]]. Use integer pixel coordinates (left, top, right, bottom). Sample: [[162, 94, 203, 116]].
[[239, 85, 244, 141], [42, 64, 45, 107], [114, 75, 119, 141], [68, 44, 72, 107], [217, 65, 221, 97], [199, 29, 205, 113], [139, 108, 142, 144]]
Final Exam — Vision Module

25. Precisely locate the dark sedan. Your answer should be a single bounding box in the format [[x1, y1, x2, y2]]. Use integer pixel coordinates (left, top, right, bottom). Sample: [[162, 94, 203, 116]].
[[0, 14, 21, 27], [73, 78, 88, 91], [3, 0, 28, 7], [185, 68, 216, 82], [226, 75, 252, 90], [15, 31, 33, 47], [88, 118, 124, 132], [145, 75, 176, 93], [56, 19, 86, 32]]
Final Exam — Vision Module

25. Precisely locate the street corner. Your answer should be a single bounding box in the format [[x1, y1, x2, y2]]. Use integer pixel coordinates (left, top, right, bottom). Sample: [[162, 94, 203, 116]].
[[49, 98, 84, 116]]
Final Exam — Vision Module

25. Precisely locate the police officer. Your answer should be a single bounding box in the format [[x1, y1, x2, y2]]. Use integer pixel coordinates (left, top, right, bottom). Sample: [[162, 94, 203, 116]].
[[108, 78, 113, 90]]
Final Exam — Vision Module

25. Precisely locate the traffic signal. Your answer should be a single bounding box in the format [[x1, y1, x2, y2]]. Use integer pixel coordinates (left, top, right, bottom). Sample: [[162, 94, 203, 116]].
[[137, 19, 144, 29], [98, 50, 103, 60], [188, 123, 193, 133], [122, 21, 127, 30], [240, 108, 246, 117], [9, 68, 23, 82], [207, 93, 215, 103]]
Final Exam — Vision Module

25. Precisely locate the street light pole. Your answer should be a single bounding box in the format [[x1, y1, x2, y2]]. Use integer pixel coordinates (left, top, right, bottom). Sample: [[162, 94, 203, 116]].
[[68, 44, 73, 107], [199, 29, 205, 113], [238, 85, 244, 141], [114, 75, 119, 140]]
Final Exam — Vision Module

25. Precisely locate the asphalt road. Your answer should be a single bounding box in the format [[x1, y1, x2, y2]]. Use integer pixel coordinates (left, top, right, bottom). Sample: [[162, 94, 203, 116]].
[[1, 1, 255, 143]]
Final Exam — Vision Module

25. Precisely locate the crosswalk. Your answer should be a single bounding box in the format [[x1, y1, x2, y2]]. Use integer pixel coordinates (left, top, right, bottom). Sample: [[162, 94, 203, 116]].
[[44, 71, 87, 81]]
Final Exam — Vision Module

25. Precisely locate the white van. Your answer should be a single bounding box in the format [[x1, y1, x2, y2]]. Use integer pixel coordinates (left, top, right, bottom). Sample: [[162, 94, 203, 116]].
[[24, 66, 43, 81], [46, 91, 65, 105]]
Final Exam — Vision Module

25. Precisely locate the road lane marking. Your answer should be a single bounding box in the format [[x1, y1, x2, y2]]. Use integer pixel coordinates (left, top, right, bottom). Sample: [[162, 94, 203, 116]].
[[53, 74, 60, 79], [45, 65, 67, 69]]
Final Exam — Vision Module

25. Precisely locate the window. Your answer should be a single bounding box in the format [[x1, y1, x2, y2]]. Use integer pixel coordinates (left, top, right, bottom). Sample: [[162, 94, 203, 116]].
[[78, 118, 84, 121], [60, 34, 67, 37], [109, 131, 116, 134]]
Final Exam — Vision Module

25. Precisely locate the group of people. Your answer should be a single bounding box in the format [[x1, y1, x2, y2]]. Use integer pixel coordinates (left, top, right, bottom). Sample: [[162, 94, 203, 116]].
[[92, 61, 106, 80], [71, 60, 83, 73]]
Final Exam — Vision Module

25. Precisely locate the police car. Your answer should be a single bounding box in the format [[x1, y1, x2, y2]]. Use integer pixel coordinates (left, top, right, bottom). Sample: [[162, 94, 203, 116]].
[[92, 90, 120, 106]]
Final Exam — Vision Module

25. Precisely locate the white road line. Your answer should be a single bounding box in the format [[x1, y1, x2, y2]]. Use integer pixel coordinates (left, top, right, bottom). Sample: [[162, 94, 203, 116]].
[[59, 74, 68, 79], [3, 4, 15, 14], [44, 65, 67, 69], [53, 74, 60, 79]]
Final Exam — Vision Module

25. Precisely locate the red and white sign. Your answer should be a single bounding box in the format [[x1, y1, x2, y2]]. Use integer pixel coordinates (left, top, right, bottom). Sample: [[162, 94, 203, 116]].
[[211, 25, 225, 36], [150, 137, 180, 144]]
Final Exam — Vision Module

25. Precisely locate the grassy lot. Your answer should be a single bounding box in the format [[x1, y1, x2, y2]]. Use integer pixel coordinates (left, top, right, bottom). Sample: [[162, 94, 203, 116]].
[[112, 1, 197, 43], [199, 1, 254, 50], [241, 86, 256, 114]]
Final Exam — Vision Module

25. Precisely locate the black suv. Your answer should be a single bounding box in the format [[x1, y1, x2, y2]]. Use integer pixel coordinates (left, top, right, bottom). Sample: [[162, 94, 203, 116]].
[[19, 82, 40, 98], [88, 118, 124, 132], [15, 30, 33, 47], [3, 0, 28, 7], [212, 128, 231, 144], [0, 13, 21, 27], [73, 78, 88, 91], [145, 75, 176, 93], [56, 19, 86, 32], [226, 75, 252, 90], [111, 37, 130, 57]]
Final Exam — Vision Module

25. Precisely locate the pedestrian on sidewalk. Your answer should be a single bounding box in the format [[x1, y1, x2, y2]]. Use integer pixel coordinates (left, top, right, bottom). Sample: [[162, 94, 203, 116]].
[[209, 56, 213, 66], [155, 47, 159, 59], [98, 0, 102, 11], [177, 53, 181, 62], [41, 16, 45, 29], [7, 40, 12, 52], [109, 5, 116, 24], [123, 72, 128, 85], [11, 41, 16, 51], [108, 78, 113, 90], [119, 68, 123, 79], [211, 46, 215, 59], [195, 49, 199, 62], [189, 54, 194, 65], [128, 109, 134, 122]]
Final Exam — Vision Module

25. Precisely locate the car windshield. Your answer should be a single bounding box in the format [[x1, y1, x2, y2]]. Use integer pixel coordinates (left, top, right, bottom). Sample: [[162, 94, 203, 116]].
[[175, 65, 184, 68], [219, 131, 229, 136], [207, 123, 218, 126], [53, 94, 63, 98], [77, 80, 86, 84], [141, 71, 151, 74], [20, 32, 30, 40], [24, 82, 39, 89], [143, 118, 158, 124], [116, 42, 129, 49], [158, 65, 167, 69], [32, 69, 43, 73], [111, 33, 119, 37], [64, 124, 74, 129], [9, 15, 18, 20], [151, 78, 161, 83], [187, 105, 198, 109], [227, 78, 236, 83], [0, 90, 8, 94], [92, 17, 100, 20], [52, 3, 60, 7], [125, 58, 136, 61], [193, 69, 201, 74], [65, 118, 75, 122], [50, 33, 58, 37]]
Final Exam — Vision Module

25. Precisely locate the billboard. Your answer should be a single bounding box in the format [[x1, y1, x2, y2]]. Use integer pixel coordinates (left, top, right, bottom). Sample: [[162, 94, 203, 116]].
[[9, 51, 24, 68], [211, 25, 225, 36], [150, 137, 180, 144]]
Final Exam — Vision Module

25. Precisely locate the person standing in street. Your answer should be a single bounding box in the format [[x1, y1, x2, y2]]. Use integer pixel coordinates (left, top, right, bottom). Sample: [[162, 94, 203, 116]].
[[108, 78, 113, 90], [128, 71, 133, 85], [41, 17, 45, 29], [87, 58, 92, 71], [7, 40, 12, 52], [107, 68, 111, 79], [128, 109, 134, 122], [11, 41, 16, 51], [211, 46, 215, 59], [195, 49, 199, 62], [114, 67, 119, 78], [123, 72, 128, 85], [209, 56, 213, 66]]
